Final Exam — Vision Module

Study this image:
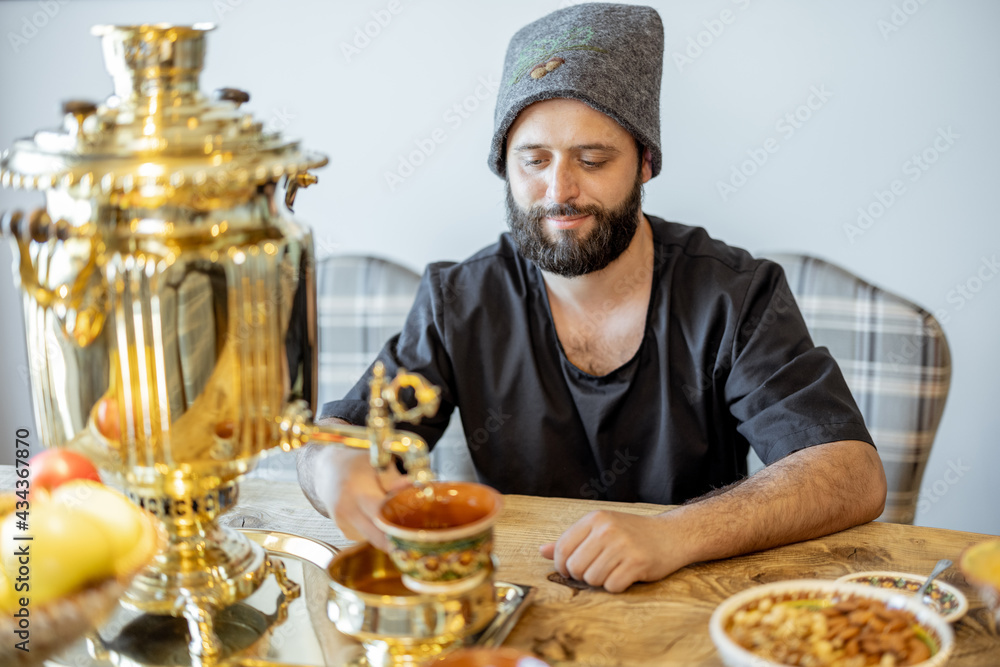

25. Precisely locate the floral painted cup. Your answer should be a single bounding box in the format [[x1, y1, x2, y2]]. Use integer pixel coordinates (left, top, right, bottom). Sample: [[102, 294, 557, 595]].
[[375, 481, 503, 594]]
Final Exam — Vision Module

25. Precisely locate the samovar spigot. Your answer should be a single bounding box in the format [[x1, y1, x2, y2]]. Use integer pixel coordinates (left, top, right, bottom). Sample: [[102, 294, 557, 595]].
[[278, 361, 440, 486]]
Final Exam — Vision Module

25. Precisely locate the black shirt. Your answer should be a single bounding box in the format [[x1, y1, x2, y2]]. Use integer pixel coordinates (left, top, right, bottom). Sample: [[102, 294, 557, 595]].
[[319, 216, 873, 504]]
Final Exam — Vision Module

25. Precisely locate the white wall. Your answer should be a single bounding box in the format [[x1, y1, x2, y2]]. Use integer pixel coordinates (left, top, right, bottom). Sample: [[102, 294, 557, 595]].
[[1, 0, 997, 535]]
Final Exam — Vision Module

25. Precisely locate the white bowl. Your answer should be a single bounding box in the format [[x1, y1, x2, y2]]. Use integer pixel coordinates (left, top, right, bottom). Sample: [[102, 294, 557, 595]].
[[835, 570, 968, 623], [709, 579, 954, 667]]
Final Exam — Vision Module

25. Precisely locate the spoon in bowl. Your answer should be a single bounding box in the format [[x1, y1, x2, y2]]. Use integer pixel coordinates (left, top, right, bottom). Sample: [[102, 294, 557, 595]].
[[915, 558, 952, 606]]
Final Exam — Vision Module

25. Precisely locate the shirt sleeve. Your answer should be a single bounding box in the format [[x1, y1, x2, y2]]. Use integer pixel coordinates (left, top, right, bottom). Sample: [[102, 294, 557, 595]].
[[723, 261, 874, 464], [317, 264, 458, 448]]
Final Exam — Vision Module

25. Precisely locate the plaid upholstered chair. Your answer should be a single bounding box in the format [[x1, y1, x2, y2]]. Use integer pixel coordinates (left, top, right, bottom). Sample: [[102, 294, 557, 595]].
[[760, 253, 952, 524], [249, 255, 475, 482]]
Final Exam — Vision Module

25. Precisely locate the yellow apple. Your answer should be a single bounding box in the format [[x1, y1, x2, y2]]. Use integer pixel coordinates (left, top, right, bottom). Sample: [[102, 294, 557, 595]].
[[51, 480, 143, 557], [1, 502, 116, 605]]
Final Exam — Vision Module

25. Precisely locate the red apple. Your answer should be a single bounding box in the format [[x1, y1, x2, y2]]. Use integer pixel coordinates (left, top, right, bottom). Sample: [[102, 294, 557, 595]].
[[94, 396, 121, 441], [28, 449, 101, 500]]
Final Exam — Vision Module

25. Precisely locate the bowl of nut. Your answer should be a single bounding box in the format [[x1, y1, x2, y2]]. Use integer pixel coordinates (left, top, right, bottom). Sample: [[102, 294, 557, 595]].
[[709, 579, 954, 667]]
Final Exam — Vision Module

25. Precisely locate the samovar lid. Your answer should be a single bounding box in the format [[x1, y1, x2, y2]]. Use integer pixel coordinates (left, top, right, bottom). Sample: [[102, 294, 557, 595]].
[[0, 23, 326, 205]]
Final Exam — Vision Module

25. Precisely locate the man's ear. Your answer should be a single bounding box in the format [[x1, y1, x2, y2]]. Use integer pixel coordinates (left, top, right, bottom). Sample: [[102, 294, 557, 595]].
[[641, 147, 654, 184]]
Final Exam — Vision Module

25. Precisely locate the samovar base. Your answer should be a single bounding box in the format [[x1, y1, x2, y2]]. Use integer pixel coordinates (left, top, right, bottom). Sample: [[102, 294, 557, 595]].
[[125, 524, 279, 613], [92, 600, 277, 667], [41, 555, 298, 667], [103, 481, 301, 665]]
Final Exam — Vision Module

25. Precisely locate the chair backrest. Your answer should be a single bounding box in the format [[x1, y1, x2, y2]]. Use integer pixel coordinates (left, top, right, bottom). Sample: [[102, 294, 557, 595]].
[[766, 253, 952, 524], [314, 255, 426, 406]]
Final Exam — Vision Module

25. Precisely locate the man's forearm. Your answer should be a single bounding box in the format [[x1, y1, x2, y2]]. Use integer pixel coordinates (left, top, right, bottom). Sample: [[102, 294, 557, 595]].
[[662, 440, 887, 567], [296, 417, 355, 519]]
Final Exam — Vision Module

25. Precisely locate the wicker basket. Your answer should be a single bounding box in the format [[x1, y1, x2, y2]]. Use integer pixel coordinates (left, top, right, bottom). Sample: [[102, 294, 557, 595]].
[[0, 491, 165, 666]]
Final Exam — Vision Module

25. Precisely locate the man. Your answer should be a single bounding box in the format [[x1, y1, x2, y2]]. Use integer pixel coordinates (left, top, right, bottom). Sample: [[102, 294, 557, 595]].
[[298, 3, 886, 593]]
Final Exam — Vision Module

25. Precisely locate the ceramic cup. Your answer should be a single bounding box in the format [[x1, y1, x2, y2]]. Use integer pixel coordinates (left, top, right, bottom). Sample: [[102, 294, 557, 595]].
[[375, 481, 503, 594], [960, 538, 1000, 622]]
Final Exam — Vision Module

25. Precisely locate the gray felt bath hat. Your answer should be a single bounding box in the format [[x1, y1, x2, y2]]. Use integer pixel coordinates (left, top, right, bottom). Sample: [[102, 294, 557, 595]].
[[489, 3, 664, 179]]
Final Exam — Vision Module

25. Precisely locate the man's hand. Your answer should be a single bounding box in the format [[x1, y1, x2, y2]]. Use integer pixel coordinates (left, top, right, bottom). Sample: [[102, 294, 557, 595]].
[[297, 421, 410, 550], [539, 510, 687, 593], [334, 448, 398, 550], [538, 440, 886, 593]]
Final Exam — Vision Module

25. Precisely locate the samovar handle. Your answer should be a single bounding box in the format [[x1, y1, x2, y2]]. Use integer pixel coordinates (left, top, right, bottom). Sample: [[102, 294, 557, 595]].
[[2, 208, 108, 346], [283, 172, 319, 211]]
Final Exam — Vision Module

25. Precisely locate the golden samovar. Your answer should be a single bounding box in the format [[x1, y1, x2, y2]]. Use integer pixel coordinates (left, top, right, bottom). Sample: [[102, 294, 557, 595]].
[[1, 23, 437, 666]]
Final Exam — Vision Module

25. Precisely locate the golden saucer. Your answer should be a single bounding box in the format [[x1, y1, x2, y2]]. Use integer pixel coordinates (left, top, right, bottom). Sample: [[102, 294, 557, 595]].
[[328, 544, 497, 666], [24, 527, 530, 667]]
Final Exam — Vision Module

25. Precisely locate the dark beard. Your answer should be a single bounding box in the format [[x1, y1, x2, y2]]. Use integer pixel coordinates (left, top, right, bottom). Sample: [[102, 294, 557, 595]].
[[505, 173, 643, 278]]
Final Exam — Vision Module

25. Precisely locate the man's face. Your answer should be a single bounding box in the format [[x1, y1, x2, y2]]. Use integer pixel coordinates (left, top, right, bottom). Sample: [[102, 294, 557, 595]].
[[505, 98, 652, 277]]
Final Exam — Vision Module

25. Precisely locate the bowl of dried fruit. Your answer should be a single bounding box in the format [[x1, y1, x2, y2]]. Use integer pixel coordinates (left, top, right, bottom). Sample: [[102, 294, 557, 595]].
[[709, 579, 954, 667]]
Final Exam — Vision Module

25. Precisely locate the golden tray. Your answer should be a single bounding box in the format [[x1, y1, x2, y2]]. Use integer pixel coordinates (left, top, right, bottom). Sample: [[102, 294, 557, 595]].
[[44, 530, 534, 667]]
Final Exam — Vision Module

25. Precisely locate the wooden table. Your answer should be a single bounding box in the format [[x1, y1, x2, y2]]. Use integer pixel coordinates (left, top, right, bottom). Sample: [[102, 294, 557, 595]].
[[4, 469, 998, 666], [216, 477, 999, 666]]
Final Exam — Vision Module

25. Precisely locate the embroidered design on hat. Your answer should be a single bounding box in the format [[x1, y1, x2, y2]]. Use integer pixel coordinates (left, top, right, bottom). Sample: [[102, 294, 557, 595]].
[[508, 26, 608, 86]]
